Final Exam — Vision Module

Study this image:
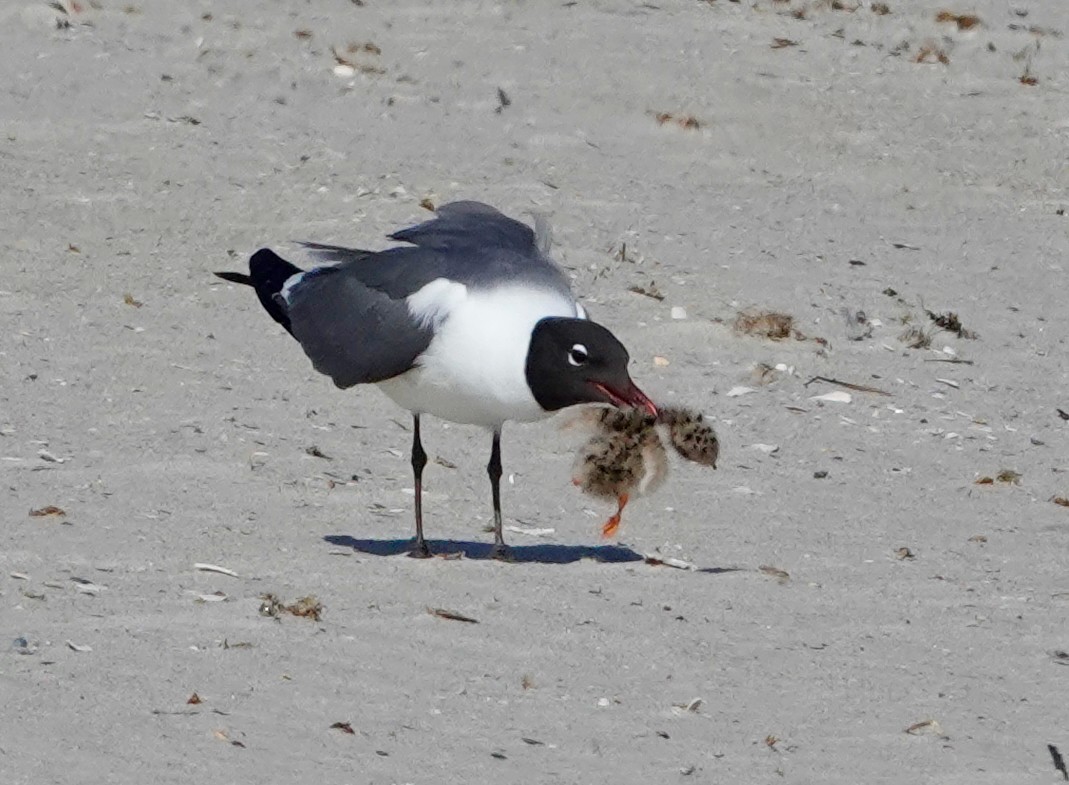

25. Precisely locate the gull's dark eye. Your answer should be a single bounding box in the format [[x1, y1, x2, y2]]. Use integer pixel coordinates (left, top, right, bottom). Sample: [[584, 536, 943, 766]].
[[567, 343, 589, 367]]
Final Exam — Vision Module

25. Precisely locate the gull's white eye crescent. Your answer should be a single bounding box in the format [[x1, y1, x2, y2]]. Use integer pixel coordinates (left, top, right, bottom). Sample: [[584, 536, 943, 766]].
[[568, 343, 589, 366]]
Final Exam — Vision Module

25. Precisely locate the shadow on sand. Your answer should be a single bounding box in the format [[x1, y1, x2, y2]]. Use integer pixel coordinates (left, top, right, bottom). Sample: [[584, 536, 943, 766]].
[[324, 535, 740, 572]]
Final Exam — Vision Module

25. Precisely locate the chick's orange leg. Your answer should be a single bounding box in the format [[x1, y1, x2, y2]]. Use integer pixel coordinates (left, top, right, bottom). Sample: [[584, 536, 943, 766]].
[[600, 493, 630, 539]]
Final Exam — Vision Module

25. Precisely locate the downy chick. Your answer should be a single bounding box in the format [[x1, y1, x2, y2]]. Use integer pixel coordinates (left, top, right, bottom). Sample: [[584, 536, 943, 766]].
[[570, 409, 668, 538]]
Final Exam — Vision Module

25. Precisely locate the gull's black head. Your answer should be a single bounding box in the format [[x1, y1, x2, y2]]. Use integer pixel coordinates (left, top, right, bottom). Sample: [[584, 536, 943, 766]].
[[525, 317, 657, 416]]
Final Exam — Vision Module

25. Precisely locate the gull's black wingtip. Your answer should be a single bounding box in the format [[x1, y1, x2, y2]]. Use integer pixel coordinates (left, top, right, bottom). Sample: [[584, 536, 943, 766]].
[[214, 271, 253, 285], [296, 241, 376, 264]]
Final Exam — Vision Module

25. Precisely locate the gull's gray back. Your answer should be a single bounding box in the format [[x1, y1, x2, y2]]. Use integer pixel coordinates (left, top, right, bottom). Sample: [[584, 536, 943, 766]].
[[284, 202, 575, 389], [304, 201, 574, 301]]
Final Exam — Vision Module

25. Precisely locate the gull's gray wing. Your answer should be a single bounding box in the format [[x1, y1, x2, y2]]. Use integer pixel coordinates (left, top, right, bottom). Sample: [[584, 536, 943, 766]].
[[388, 200, 537, 253], [253, 253, 432, 389], [301, 201, 575, 301]]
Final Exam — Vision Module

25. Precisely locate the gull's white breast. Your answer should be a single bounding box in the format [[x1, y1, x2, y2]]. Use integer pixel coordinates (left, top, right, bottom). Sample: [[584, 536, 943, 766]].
[[377, 281, 582, 427]]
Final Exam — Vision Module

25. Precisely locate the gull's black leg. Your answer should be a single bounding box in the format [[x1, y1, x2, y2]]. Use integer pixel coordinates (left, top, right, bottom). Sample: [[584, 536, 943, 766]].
[[408, 414, 432, 558], [487, 429, 512, 561]]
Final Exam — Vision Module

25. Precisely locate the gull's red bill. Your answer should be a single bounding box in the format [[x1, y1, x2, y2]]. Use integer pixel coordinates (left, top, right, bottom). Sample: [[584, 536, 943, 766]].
[[591, 380, 658, 417]]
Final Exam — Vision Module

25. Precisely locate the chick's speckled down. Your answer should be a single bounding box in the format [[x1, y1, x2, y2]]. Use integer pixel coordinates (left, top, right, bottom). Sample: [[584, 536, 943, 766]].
[[571, 418, 668, 501], [657, 406, 720, 468], [569, 406, 717, 539]]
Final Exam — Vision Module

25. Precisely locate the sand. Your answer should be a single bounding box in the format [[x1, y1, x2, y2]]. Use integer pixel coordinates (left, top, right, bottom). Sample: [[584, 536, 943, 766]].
[[3, 1, 1068, 782]]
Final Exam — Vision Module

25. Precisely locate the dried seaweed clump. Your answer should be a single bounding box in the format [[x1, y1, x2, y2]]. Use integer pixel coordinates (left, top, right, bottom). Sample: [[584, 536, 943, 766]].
[[652, 111, 701, 130], [925, 309, 977, 339], [914, 42, 950, 64], [899, 324, 933, 349], [734, 310, 794, 340], [975, 469, 1022, 486], [260, 593, 323, 621], [935, 11, 980, 30]]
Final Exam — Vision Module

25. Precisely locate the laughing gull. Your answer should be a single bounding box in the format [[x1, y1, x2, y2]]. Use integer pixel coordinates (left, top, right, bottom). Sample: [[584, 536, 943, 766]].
[[216, 201, 656, 559]]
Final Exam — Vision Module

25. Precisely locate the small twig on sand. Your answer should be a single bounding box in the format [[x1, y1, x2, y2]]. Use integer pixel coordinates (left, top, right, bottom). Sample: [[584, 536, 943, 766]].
[[427, 607, 479, 624], [803, 376, 891, 396], [194, 563, 239, 578]]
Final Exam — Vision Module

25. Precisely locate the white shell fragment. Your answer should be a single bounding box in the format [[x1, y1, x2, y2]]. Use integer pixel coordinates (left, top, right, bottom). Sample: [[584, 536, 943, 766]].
[[66, 640, 93, 653], [194, 563, 239, 578], [670, 306, 687, 320], [809, 391, 852, 404], [504, 525, 556, 537], [726, 386, 756, 398], [644, 554, 695, 570], [672, 697, 704, 714], [333, 64, 356, 78]]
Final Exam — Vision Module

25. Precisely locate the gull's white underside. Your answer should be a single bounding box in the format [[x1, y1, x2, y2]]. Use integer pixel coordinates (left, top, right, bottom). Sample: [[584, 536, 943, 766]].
[[378, 280, 584, 428]]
